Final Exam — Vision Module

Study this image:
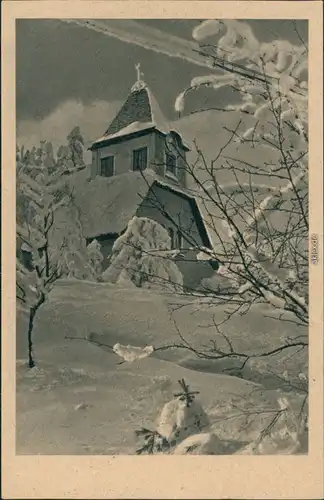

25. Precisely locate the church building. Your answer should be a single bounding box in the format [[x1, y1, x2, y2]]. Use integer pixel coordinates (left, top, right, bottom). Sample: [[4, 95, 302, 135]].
[[77, 66, 215, 285]]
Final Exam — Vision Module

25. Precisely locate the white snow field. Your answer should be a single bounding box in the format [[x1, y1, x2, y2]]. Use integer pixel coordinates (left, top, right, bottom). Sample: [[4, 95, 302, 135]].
[[16, 280, 307, 455]]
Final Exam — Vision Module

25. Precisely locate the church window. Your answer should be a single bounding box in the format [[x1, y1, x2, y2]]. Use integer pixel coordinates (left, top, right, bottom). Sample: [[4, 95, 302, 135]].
[[133, 147, 148, 171], [168, 227, 175, 249], [166, 152, 177, 176], [100, 156, 114, 177]]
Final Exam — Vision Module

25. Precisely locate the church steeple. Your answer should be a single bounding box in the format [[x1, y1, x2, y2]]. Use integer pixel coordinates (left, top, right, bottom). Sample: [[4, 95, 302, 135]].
[[91, 70, 170, 145], [90, 67, 190, 188]]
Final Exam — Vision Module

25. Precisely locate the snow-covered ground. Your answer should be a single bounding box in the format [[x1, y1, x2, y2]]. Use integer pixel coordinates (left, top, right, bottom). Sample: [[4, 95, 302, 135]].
[[16, 280, 308, 455]]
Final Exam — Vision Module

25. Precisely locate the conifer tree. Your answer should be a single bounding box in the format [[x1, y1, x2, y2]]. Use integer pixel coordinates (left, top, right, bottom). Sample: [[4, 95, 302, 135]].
[[103, 216, 183, 292]]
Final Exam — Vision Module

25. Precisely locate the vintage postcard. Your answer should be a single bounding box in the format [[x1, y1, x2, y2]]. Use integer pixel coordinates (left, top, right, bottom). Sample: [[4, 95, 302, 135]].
[[2, 1, 323, 498]]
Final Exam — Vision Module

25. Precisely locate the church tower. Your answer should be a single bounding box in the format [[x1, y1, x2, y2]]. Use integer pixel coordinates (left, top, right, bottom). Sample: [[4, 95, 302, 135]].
[[89, 64, 190, 188]]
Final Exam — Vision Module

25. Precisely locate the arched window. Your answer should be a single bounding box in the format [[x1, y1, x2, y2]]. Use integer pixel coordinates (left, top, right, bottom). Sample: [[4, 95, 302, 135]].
[[166, 152, 177, 176]]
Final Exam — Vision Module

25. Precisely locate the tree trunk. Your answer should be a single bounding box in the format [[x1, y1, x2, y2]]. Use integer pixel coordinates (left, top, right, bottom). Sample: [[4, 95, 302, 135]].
[[27, 307, 36, 368]]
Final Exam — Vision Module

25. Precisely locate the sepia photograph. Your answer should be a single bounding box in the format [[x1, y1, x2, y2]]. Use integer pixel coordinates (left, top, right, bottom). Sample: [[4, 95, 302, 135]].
[[15, 17, 311, 457]]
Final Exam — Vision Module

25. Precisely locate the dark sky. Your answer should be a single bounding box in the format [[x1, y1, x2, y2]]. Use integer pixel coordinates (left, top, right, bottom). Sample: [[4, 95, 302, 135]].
[[16, 19, 308, 120], [16, 19, 308, 150]]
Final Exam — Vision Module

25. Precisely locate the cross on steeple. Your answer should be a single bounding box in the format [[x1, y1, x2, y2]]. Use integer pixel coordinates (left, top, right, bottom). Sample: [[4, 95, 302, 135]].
[[131, 62, 146, 92], [135, 62, 142, 82]]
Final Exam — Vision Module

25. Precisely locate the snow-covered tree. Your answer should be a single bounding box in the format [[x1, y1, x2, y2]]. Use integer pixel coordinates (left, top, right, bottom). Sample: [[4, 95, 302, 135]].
[[86, 239, 104, 281], [16, 127, 100, 367], [16, 157, 69, 367], [67, 125, 85, 169], [102, 216, 183, 292], [172, 20, 308, 326], [121, 21, 309, 445]]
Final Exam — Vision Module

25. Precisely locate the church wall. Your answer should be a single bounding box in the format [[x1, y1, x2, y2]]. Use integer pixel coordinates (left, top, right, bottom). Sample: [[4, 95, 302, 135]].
[[154, 132, 187, 188], [91, 132, 156, 178], [87, 185, 215, 286], [91, 131, 188, 188], [175, 250, 217, 291], [136, 187, 215, 289], [135, 184, 204, 249]]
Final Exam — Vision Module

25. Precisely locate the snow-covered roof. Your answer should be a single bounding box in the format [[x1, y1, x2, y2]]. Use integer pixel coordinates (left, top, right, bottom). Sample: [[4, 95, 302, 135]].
[[92, 121, 156, 145], [90, 83, 189, 151], [75, 169, 212, 247]]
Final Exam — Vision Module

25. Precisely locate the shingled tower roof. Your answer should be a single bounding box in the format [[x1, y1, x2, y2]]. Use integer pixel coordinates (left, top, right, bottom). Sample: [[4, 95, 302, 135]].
[[90, 67, 189, 150], [104, 84, 169, 136]]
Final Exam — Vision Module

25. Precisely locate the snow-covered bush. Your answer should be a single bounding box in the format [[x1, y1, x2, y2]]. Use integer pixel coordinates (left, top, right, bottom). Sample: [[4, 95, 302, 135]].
[[156, 397, 210, 446], [135, 379, 210, 454], [235, 397, 305, 455], [133, 377, 305, 455], [61, 250, 94, 280], [102, 216, 183, 292], [86, 239, 104, 280]]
